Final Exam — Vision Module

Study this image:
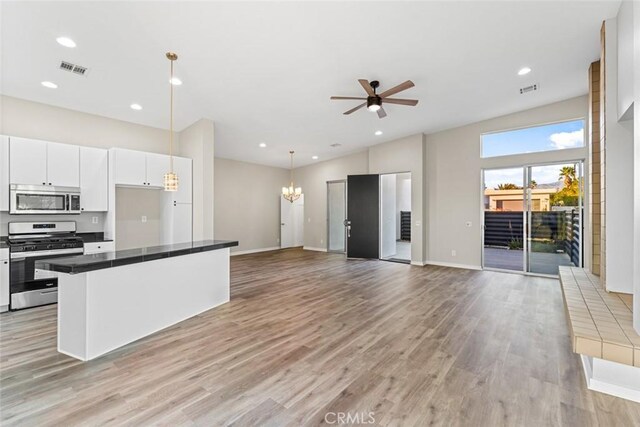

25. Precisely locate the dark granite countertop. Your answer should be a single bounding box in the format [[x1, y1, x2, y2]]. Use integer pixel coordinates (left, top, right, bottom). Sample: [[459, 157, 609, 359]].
[[35, 240, 238, 274], [77, 232, 113, 243]]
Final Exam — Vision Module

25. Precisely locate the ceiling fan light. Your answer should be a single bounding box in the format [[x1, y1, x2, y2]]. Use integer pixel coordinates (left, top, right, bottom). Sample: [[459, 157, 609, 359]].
[[368, 104, 381, 112]]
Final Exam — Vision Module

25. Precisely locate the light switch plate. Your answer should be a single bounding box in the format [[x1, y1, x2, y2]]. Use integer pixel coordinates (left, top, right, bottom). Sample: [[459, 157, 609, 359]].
[[91, 216, 98, 224], [141, 215, 147, 223]]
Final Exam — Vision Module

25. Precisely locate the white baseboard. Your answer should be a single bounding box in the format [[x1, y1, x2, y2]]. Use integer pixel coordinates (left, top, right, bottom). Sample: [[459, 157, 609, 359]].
[[303, 246, 328, 252], [231, 246, 280, 256], [581, 355, 640, 403], [423, 260, 482, 270], [410, 261, 425, 266]]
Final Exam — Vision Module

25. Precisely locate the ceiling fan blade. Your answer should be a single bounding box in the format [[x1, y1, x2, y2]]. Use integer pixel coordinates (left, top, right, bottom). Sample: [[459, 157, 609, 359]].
[[377, 107, 387, 119], [382, 98, 419, 106], [379, 80, 415, 98], [344, 103, 366, 115], [330, 96, 368, 101], [358, 79, 375, 96]]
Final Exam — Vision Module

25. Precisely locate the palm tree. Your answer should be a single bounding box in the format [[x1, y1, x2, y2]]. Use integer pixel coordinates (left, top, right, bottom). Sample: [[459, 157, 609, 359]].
[[559, 166, 576, 188], [496, 183, 521, 190]]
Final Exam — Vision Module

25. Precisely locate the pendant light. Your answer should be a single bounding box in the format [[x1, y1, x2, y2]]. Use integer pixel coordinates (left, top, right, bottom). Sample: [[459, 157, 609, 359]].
[[163, 52, 179, 192], [282, 151, 302, 203]]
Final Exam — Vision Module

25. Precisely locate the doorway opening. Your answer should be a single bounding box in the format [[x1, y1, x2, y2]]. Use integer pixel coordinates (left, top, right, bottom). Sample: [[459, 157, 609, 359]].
[[482, 161, 583, 276], [280, 194, 304, 248], [380, 172, 411, 264]]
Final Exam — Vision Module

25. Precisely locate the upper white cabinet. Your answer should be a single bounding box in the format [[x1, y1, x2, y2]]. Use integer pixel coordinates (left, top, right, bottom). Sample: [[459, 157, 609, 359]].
[[0, 136, 9, 211], [113, 149, 147, 186], [9, 137, 47, 185], [9, 137, 79, 187], [146, 153, 170, 188], [172, 156, 192, 204], [80, 147, 108, 211], [112, 149, 175, 188], [47, 142, 80, 187]]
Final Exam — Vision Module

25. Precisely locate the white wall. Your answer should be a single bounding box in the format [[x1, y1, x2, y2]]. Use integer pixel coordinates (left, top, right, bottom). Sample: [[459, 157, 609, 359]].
[[425, 96, 589, 269], [0, 95, 176, 153], [295, 150, 369, 250], [214, 157, 289, 253], [605, 17, 635, 294], [380, 174, 397, 258], [396, 173, 411, 240], [632, 0, 640, 332], [617, 1, 635, 119], [179, 119, 215, 241]]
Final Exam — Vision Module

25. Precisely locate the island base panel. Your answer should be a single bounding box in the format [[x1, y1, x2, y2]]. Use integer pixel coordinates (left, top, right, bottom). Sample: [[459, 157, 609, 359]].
[[58, 248, 230, 361]]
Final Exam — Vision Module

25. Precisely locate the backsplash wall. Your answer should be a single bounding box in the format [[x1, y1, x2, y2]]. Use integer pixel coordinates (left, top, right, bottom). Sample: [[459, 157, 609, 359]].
[[0, 212, 107, 236]]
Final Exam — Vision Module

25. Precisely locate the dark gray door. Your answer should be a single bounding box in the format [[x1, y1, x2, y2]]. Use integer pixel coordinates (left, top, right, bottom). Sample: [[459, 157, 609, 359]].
[[346, 174, 379, 259]]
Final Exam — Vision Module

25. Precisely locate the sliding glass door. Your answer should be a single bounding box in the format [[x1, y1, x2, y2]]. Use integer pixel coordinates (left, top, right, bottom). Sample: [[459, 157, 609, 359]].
[[526, 162, 583, 275], [483, 161, 583, 276]]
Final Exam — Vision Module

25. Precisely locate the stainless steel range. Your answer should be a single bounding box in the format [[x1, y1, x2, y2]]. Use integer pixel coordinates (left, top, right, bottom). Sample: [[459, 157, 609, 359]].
[[8, 221, 84, 310]]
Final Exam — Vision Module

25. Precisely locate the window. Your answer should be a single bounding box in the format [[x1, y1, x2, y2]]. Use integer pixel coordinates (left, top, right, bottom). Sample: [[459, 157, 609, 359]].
[[481, 119, 585, 158]]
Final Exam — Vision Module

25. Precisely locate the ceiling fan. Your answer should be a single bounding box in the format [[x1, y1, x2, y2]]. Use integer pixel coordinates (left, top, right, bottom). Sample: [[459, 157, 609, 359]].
[[330, 79, 418, 118]]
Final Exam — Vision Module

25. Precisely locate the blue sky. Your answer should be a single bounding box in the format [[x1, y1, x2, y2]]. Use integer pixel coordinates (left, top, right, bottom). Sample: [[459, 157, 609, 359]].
[[482, 119, 585, 158]]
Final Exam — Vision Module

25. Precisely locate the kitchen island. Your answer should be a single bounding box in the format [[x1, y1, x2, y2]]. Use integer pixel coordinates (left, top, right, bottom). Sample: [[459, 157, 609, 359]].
[[35, 240, 238, 361]]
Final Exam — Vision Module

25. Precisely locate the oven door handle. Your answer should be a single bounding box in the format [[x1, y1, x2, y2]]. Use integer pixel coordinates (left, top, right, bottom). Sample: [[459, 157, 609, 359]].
[[66, 194, 70, 211], [10, 248, 84, 259]]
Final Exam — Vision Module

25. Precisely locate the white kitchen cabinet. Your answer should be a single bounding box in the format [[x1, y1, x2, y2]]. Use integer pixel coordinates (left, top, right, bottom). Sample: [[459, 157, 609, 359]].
[[9, 137, 48, 185], [0, 136, 9, 211], [0, 249, 9, 313], [9, 137, 80, 187], [80, 147, 108, 211], [146, 153, 170, 188], [84, 241, 115, 255], [171, 156, 193, 204], [112, 149, 171, 188], [170, 202, 193, 244], [113, 149, 147, 186], [47, 142, 80, 187]]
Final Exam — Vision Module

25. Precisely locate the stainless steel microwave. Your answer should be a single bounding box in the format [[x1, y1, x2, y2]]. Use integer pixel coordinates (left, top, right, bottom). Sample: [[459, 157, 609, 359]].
[[9, 184, 81, 215]]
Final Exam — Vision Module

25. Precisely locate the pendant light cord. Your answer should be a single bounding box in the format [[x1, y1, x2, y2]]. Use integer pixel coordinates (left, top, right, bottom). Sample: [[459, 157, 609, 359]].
[[169, 58, 174, 173]]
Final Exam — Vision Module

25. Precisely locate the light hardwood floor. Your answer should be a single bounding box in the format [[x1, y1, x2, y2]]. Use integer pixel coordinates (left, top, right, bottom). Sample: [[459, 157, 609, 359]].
[[1, 248, 639, 426]]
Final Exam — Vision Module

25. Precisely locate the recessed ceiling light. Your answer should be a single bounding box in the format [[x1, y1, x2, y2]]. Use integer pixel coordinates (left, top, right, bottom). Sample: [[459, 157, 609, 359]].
[[130, 103, 143, 110], [312, 155, 318, 160], [259, 142, 267, 148], [170, 77, 182, 86], [41, 81, 58, 89], [375, 130, 383, 136], [56, 37, 76, 48], [518, 67, 532, 76]]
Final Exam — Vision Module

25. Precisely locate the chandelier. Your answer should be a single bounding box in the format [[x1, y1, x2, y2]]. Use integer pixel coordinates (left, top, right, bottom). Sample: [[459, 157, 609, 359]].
[[163, 52, 179, 192], [282, 151, 302, 203]]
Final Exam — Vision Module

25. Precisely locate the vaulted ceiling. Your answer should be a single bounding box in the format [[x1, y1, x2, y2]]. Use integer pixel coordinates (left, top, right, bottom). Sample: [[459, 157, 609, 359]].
[[1, 1, 620, 168]]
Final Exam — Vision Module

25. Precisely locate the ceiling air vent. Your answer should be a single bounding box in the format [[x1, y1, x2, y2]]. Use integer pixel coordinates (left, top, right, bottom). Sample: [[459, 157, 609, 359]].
[[330, 143, 342, 148], [519, 83, 538, 95], [59, 61, 89, 76]]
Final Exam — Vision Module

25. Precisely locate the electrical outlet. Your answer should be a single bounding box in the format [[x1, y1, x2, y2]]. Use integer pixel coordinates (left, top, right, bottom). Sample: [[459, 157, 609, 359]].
[[91, 216, 98, 224], [141, 216, 147, 223], [451, 249, 457, 257]]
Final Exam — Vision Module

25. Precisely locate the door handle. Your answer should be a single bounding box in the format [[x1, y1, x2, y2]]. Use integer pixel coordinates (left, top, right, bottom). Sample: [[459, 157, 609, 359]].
[[281, 223, 285, 226], [347, 225, 351, 238]]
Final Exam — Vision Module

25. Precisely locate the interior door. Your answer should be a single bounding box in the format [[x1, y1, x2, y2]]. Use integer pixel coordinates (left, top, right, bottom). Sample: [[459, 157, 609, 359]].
[[346, 174, 379, 259], [281, 195, 304, 248], [327, 180, 346, 253]]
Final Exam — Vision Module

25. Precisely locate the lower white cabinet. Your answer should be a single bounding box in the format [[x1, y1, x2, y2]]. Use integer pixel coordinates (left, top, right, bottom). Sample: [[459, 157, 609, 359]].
[[84, 241, 115, 255], [0, 249, 9, 312]]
